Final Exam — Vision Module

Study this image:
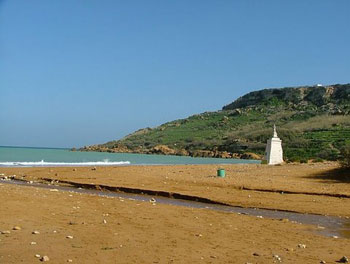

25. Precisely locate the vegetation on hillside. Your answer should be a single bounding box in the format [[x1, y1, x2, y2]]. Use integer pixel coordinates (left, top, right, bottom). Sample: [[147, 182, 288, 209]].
[[340, 144, 350, 169], [82, 84, 350, 161]]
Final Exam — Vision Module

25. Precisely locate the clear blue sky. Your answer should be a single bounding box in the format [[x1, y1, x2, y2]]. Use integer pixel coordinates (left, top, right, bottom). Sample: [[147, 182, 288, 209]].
[[1, 1, 349, 148]]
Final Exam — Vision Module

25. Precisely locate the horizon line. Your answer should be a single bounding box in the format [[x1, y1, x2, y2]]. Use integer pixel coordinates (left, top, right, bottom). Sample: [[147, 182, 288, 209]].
[[0, 145, 70, 150]]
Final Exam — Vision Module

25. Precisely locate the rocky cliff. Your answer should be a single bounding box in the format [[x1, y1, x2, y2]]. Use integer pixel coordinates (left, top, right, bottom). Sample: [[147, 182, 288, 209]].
[[223, 84, 350, 111]]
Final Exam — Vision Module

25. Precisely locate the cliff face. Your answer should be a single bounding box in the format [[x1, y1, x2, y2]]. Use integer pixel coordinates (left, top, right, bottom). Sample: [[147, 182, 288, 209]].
[[223, 84, 350, 111], [81, 84, 350, 161]]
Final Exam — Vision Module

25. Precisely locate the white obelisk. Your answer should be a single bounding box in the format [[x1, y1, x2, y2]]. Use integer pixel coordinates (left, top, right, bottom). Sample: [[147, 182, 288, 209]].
[[264, 125, 283, 165]]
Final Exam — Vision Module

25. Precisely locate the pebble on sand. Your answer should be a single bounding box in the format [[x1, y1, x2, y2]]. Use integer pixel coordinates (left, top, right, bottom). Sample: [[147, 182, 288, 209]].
[[279, 218, 289, 223], [12, 226, 21, 231], [32, 231, 40, 235], [273, 255, 282, 262], [66, 235, 74, 239], [1, 230, 11, 234], [40, 255, 50, 262]]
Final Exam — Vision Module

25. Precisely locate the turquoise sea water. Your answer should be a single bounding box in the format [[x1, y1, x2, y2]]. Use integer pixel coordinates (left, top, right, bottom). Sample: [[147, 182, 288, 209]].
[[0, 146, 260, 167]]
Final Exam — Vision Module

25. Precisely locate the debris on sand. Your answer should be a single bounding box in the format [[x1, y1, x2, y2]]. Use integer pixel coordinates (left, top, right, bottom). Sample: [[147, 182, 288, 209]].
[[339, 256, 349, 263], [40, 255, 50, 262]]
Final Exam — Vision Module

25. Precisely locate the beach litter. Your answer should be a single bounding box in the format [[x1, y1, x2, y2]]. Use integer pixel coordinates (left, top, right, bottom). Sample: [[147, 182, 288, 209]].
[[40, 255, 50, 262], [339, 256, 349, 263]]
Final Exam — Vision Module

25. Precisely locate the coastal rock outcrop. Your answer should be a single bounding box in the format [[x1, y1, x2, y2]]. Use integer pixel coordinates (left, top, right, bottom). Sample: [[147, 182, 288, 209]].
[[149, 145, 177, 155], [240, 152, 262, 160]]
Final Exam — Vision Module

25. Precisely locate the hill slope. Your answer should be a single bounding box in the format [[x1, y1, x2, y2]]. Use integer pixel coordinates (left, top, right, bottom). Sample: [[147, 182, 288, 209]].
[[82, 84, 350, 161]]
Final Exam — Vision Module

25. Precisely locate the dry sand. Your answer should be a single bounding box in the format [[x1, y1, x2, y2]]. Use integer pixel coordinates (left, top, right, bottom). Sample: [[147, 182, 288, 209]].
[[2, 162, 350, 216], [0, 163, 349, 263]]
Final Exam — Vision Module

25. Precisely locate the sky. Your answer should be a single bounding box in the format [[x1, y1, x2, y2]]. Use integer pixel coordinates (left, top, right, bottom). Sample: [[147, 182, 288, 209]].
[[1, 1, 349, 148]]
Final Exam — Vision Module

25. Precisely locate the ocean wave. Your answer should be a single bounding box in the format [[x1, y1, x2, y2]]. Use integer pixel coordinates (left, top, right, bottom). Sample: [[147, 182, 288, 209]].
[[0, 160, 131, 167]]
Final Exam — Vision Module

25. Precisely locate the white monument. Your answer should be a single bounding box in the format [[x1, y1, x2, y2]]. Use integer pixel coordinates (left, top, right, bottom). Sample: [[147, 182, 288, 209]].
[[264, 125, 284, 165]]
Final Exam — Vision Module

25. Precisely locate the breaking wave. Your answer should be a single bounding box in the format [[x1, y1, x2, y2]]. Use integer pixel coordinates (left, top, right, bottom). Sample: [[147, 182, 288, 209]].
[[0, 160, 131, 167]]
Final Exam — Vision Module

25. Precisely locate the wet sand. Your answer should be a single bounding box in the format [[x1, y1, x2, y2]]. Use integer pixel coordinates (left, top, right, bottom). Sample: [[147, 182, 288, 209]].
[[1, 163, 350, 263]]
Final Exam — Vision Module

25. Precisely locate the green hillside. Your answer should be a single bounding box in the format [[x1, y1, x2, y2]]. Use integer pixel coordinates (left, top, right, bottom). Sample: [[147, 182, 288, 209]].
[[82, 84, 350, 161]]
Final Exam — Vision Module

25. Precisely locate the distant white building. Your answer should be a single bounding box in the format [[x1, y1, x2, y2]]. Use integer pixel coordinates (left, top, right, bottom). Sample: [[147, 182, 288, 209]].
[[316, 84, 323, 87], [264, 125, 284, 165]]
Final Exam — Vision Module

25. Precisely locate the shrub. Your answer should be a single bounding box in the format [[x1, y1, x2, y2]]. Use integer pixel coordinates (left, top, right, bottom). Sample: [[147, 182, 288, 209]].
[[318, 148, 338, 161], [287, 156, 300, 163], [313, 158, 324, 163], [339, 143, 350, 168]]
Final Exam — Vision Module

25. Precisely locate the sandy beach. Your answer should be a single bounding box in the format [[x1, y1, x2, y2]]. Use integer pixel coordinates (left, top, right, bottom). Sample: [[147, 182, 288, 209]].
[[1, 163, 350, 263], [3, 1, 350, 263], [2, 162, 350, 216]]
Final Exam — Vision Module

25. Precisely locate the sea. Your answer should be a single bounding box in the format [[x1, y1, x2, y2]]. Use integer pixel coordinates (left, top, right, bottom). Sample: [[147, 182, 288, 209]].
[[0, 146, 260, 167]]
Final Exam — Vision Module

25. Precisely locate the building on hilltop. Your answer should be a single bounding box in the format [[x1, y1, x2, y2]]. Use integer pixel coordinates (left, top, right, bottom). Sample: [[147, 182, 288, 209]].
[[264, 125, 284, 165]]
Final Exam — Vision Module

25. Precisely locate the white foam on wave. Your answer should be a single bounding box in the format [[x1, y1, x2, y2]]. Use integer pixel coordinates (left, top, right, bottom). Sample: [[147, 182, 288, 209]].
[[0, 160, 131, 167]]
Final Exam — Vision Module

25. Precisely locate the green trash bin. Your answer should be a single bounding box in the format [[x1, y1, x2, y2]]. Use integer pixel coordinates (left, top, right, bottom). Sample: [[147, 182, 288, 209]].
[[217, 169, 225, 177]]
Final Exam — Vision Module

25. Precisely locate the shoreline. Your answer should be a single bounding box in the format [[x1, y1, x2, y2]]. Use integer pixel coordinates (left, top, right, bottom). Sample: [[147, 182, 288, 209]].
[[0, 160, 259, 168], [78, 145, 263, 160]]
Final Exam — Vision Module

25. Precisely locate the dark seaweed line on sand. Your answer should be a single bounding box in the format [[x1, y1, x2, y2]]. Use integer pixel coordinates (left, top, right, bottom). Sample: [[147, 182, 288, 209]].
[[241, 186, 350, 199], [40, 177, 231, 206], [38, 177, 340, 215], [2, 178, 343, 215], [42, 177, 350, 200]]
